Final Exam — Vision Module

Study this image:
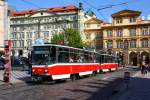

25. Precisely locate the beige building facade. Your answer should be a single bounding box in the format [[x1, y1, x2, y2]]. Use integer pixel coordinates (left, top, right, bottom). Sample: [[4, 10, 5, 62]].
[[102, 10, 150, 66], [84, 18, 103, 51]]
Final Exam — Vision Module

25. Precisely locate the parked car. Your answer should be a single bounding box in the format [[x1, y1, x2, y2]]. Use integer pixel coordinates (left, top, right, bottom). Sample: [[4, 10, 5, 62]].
[[11, 56, 23, 66]]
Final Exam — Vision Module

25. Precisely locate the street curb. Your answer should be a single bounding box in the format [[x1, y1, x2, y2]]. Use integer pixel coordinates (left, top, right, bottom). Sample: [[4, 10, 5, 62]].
[[110, 70, 140, 100]]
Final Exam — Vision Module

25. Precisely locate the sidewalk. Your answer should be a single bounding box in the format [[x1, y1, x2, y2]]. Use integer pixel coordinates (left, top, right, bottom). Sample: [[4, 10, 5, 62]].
[[0, 70, 31, 85], [111, 71, 150, 100]]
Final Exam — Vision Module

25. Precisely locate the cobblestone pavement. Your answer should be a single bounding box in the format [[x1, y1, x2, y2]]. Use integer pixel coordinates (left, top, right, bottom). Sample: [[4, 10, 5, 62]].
[[0, 70, 30, 84], [0, 67, 138, 100], [111, 71, 150, 100]]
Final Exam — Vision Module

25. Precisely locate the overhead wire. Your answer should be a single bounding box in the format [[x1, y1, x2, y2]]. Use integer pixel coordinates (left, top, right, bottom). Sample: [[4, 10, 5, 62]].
[[97, 2, 128, 11], [82, 0, 107, 21], [21, 0, 41, 9]]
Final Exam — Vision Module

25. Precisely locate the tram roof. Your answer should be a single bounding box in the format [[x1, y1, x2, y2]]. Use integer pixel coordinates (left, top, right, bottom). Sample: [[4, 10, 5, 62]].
[[33, 43, 97, 53]]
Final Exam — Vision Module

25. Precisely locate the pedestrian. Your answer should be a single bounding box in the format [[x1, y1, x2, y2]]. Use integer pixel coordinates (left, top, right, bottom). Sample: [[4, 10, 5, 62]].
[[69, 56, 74, 63], [145, 60, 150, 72], [140, 61, 147, 77]]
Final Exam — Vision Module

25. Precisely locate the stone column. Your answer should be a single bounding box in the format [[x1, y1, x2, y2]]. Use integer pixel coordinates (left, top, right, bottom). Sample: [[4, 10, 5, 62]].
[[123, 48, 129, 65], [123, 39, 129, 66]]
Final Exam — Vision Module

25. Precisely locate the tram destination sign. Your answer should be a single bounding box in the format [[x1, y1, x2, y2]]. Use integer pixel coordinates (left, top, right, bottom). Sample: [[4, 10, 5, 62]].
[[34, 46, 49, 54]]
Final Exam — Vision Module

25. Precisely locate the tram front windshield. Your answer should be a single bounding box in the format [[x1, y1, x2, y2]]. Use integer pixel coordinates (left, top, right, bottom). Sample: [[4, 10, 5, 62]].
[[32, 46, 56, 65]]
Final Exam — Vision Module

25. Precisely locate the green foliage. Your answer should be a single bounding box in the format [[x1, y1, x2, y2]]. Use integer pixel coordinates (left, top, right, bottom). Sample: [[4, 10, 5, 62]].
[[51, 33, 64, 45], [65, 28, 83, 48], [51, 28, 85, 48]]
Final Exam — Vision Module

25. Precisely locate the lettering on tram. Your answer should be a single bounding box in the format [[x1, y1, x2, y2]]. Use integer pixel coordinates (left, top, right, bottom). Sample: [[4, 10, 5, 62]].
[[31, 44, 119, 82]]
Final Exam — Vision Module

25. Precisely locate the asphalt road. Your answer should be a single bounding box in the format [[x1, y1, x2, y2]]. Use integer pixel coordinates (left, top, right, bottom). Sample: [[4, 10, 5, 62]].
[[0, 67, 138, 100]]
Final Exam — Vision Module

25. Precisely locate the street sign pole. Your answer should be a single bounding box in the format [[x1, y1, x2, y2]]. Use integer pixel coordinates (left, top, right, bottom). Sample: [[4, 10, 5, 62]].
[[8, 40, 12, 82]]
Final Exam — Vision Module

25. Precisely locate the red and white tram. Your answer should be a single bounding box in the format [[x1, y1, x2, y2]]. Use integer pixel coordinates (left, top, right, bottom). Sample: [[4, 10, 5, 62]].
[[31, 44, 119, 82]]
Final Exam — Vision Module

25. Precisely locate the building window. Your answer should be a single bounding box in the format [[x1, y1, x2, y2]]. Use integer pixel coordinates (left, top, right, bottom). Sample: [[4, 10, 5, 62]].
[[34, 31, 40, 39], [141, 27, 148, 36], [86, 34, 90, 39], [116, 18, 122, 24], [26, 32, 29, 38], [129, 29, 136, 36], [29, 32, 32, 38], [129, 18, 136, 23], [141, 39, 148, 48], [97, 24, 100, 28], [107, 40, 113, 48], [18, 40, 24, 47], [116, 40, 123, 48], [107, 30, 112, 37], [86, 24, 90, 28], [11, 33, 15, 39], [130, 40, 136, 48], [73, 23, 78, 28], [73, 15, 77, 21], [13, 41, 17, 47], [116, 29, 123, 37], [13, 33, 16, 39], [27, 39, 32, 47], [44, 31, 49, 38]]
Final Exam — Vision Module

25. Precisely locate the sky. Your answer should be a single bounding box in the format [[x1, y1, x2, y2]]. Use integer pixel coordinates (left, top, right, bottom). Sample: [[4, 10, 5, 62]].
[[7, 0, 150, 22]]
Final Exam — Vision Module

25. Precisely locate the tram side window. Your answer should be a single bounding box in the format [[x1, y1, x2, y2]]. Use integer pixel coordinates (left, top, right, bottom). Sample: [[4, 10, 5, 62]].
[[96, 54, 100, 63], [101, 55, 104, 63], [108, 56, 111, 63], [83, 52, 92, 63], [69, 49, 77, 63], [84, 52, 88, 63], [50, 46, 56, 63], [58, 48, 69, 63], [76, 50, 84, 63]]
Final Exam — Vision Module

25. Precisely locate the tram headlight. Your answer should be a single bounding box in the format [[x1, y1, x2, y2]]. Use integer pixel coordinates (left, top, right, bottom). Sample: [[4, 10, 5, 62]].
[[45, 69, 48, 73], [32, 69, 35, 72]]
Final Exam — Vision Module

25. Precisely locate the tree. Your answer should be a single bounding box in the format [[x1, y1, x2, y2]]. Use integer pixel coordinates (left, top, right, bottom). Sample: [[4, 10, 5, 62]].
[[65, 28, 83, 48], [51, 28, 86, 48], [51, 33, 64, 45]]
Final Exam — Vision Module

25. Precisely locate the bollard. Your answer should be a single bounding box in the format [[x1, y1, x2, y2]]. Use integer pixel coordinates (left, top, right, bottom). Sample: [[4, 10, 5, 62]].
[[124, 72, 130, 89]]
